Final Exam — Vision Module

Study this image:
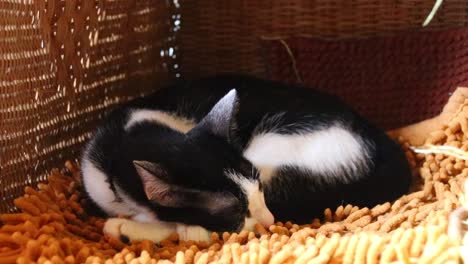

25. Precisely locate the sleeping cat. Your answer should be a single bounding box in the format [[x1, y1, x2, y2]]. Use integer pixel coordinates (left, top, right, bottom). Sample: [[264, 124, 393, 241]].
[[81, 74, 412, 242]]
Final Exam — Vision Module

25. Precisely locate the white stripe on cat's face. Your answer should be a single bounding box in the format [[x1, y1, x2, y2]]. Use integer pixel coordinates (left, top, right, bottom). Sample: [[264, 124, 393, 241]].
[[125, 109, 196, 133], [226, 172, 274, 228]]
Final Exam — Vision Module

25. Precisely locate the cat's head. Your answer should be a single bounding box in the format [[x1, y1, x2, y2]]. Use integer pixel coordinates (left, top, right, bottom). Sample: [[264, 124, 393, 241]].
[[133, 89, 274, 232]]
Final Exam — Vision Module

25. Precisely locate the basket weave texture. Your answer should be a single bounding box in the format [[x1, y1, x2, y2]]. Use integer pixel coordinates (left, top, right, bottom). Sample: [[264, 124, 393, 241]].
[[260, 27, 468, 130], [0, 0, 179, 213], [177, 0, 468, 79]]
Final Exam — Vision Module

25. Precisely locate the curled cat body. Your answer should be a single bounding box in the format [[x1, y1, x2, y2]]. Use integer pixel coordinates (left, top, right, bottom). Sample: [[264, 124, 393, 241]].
[[81, 74, 412, 242]]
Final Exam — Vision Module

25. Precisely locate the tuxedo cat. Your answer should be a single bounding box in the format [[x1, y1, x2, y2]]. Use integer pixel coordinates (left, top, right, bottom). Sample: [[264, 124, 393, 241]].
[[81, 74, 412, 242]]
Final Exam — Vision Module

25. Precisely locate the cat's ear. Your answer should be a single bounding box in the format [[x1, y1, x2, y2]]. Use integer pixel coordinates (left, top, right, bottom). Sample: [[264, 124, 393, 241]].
[[133, 160, 237, 212], [194, 89, 239, 140], [133, 160, 181, 206]]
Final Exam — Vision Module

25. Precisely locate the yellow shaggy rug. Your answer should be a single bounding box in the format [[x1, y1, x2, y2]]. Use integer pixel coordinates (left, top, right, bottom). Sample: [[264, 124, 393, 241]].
[[1, 88, 468, 264]]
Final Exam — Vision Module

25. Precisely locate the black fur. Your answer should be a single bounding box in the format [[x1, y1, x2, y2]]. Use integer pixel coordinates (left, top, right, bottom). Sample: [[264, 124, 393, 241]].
[[82, 74, 412, 231]]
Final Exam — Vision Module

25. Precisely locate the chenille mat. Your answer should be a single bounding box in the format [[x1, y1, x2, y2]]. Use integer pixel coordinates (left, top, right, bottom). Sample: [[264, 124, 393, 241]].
[[1, 102, 468, 264]]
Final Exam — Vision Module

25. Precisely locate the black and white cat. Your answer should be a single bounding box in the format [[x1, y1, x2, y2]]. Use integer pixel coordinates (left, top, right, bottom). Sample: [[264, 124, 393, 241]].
[[81, 74, 412, 242]]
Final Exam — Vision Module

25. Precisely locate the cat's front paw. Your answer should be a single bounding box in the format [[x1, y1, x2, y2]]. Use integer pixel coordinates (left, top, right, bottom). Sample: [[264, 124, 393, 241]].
[[103, 218, 131, 243], [176, 224, 212, 242], [103, 218, 177, 243]]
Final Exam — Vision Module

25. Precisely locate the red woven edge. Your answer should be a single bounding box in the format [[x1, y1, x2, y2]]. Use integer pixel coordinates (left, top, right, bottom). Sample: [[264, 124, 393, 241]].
[[260, 27, 468, 130]]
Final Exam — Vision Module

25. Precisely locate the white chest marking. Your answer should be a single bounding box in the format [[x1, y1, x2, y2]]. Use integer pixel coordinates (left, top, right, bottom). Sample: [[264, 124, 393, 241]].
[[226, 172, 275, 228], [125, 109, 196, 133], [243, 125, 370, 183]]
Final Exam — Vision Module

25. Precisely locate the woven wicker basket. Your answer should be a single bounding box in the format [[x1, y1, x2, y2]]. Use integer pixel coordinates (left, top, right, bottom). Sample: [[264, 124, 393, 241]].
[[1, 1, 468, 263]]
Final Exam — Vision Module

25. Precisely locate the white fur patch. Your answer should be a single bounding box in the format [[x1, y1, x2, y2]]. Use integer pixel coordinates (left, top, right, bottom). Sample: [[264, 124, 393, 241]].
[[81, 158, 133, 216], [243, 124, 371, 184], [125, 109, 195, 133], [226, 172, 274, 228], [81, 156, 157, 221]]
